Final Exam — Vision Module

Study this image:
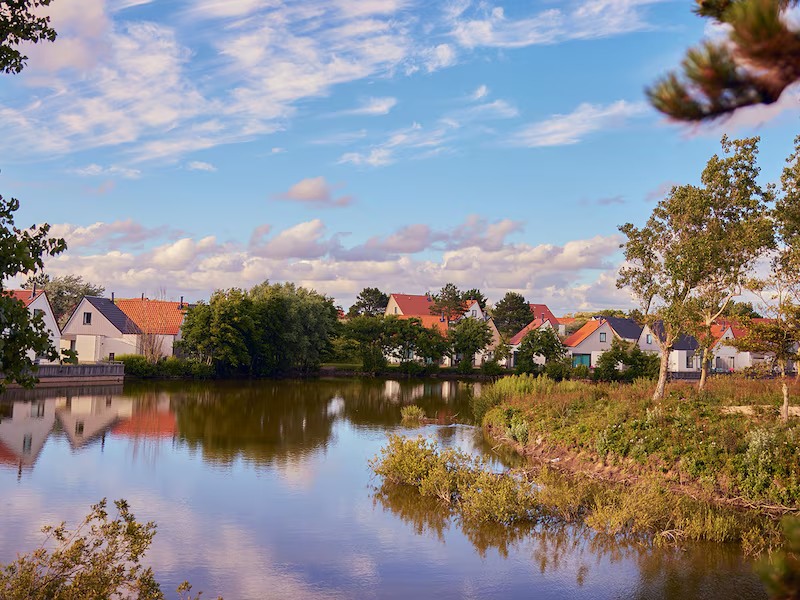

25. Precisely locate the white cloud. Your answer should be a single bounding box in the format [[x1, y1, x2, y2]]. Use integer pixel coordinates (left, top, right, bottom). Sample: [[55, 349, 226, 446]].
[[71, 163, 142, 179], [338, 120, 457, 167], [187, 161, 217, 172], [471, 84, 489, 100], [422, 43, 457, 72], [274, 176, 353, 207], [512, 100, 647, 147], [336, 97, 398, 116], [49, 219, 173, 249]]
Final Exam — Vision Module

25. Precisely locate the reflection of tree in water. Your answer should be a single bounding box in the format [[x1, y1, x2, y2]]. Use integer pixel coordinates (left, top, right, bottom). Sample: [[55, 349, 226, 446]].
[[373, 482, 766, 598]]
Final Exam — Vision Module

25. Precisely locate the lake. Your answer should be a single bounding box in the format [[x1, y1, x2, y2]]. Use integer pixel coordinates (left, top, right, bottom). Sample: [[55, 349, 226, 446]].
[[0, 379, 768, 599]]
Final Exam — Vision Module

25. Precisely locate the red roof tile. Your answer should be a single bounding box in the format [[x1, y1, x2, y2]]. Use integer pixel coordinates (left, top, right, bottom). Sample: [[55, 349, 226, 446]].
[[112, 412, 177, 438], [115, 298, 185, 335], [4, 289, 44, 307], [397, 314, 449, 334], [563, 319, 603, 348], [0, 440, 20, 466], [390, 293, 436, 316], [529, 304, 557, 324], [509, 319, 544, 345]]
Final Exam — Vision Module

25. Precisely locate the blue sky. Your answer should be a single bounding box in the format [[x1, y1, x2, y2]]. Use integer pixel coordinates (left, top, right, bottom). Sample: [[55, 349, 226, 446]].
[[2, 0, 799, 313]]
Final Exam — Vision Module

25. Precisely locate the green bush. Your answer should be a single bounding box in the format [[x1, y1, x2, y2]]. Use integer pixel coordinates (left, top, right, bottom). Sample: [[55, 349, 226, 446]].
[[400, 405, 426, 423], [480, 359, 504, 376], [572, 364, 590, 379], [118, 355, 213, 380]]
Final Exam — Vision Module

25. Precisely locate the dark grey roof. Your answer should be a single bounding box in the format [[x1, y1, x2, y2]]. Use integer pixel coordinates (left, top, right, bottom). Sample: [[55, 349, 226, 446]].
[[85, 296, 141, 334], [604, 317, 643, 341], [650, 321, 700, 351]]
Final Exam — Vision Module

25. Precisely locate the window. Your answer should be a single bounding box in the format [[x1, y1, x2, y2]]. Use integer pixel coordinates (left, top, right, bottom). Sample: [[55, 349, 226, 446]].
[[108, 353, 115, 361], [70, 340, 76, 351], [394, 307, 398, 314], [646, 334, 652, 344], [83, 312, 92, 325], [599, 332, 607, 342], [22, 434, 32, 455], [686, 354, 694, 369], [31, 403, 45, 418], [471, 310, 476, 317], [75, 421, 85, 436], [106, 396, 112, 407], [33, 308, 44, 319]]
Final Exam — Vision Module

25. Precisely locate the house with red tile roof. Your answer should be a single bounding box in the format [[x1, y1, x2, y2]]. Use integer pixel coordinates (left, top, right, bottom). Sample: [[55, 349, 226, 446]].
[[563, 318, 616, 368], [506, 318, 562, 368], [4, 289, 60, 364], [709, 320, 771, 372], [115, 297, 187, 358]]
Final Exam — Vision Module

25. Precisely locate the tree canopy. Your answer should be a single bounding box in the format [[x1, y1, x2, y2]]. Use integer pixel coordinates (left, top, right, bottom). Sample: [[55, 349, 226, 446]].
[[347, 287, 389, 317], [429, 283, 468, 323], [648, 0, 800, 121], [449, 317, 493, 373], [514, 327, 565, 374], [0, 0, 57, 74], [492, 292, 532, 338]]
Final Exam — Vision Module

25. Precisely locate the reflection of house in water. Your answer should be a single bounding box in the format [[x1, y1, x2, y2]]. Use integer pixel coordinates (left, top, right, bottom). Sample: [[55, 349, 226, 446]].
[[0, 399, 56, 472], [55, 395, 134, 448]]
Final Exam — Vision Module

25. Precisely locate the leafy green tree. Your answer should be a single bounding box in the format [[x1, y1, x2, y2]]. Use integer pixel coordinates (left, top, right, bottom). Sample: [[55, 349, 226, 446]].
[[461, 288, 487, 311], [429, 283, 467, 323], [515, 327, 565, 374], [619, 137, 773, 401], [683, 137, 774, 390], [0, 196, 66, 391], [23, 273, 105, 327], [0, 0, 57, 74], [0, 499, 217, 600], [492, 292, 532, 338], [347, 287, 389, 317], [648, 0, 800, 122], [757, 516, 800, 600], [593, 338, 660, 382], [449, 317, 492, 373], [342, 315, 389, 372], [723, 299, 762, 319]]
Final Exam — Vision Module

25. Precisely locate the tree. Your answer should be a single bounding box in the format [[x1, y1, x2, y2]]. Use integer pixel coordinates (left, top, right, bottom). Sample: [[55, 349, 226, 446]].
[[347, 287, 389, 318], [0, 0, 57, 74], [593, 338, 660, 382], [492, 292, 533, 338], [723, 299, 762, 319], [0, 196, 66, 391], [449, 317, 492, 373], [648, 0, 800, 122], [461, 288, 488, 311], [342, 315, 390, 372], [515, 327, 565, 374], [619, 137, 774, 400], [0, 499, 218, 600], [683, 137, 774, 390], [22, 273, 105, 327], [429, 283, 467, 323]]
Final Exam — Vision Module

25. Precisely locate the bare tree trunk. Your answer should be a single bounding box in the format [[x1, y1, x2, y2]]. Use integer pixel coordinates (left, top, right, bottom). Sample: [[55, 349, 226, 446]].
[[653, 353, 669, 402], [699, 347, 710, 391], [780, 363, 790, 423]]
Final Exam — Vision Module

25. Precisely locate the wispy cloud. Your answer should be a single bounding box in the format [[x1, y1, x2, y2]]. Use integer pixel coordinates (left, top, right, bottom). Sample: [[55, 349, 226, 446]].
[[512, 100, 647, 147], [186, 161, 217, 172], [335, 97, 398, 116], [71, 163, 141, 179], [471, 84, 489, 100]]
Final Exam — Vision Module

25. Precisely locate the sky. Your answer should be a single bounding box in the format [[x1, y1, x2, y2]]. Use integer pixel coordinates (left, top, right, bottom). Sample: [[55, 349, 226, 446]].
[[2, 0, 799, 314]]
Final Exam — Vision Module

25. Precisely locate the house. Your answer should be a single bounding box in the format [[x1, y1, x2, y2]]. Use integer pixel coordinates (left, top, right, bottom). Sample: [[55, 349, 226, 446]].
[[5, 289, 60, 364], [115, 297, 187, 359], [638, 323, 701, 373], [529, 304, 565, 335], [603, 317, 642, 343], [506, 318, 560, 368], [0, 398, 56, 472], [60, 296, 142, 362], [709, 320, 774, 372], [563, 318, 616, 368]]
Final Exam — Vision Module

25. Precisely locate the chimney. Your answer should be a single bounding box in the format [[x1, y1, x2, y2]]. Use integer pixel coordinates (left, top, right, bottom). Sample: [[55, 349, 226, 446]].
[[541, 312, 545, 322], [111, 292, 115, 303], [31, 282, 36, 297], [141, 293, 145, 300], [180, 295, 184, 309]]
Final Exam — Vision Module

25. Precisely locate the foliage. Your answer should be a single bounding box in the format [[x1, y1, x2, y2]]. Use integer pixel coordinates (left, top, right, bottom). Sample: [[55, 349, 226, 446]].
[[647, 0, 800, 121], [757, 516, 800, 600], [117, 355, 213, 379], [515, 327, 565, 374], [593, 338, 660, 382], [0, 498, 219, 599], [724, 300, 762, 319], [59, 348, 78, 365], [0, 195, 66, 392], [0, 0, 57, 74], [23, 273, 105, 327], [400, 405, 426, 423], [461, 288, 487, 311], [449, 317, 492, 373], [618, 136, 773, 400], [347, 287, 389, 317], [428, 283, 468, 323], [471, 374, 552, 422], [480, 358, 504, 376], [491, 292, 532, 338], [179, 281, 338, 377], [341, 315, 390, 372]]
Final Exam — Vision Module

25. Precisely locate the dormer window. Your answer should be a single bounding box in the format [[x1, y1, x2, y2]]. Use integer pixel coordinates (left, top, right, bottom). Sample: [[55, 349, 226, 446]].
[[599, 332, 607, 343], [83, 312, 92, 325], [646, 334, 652, 344]]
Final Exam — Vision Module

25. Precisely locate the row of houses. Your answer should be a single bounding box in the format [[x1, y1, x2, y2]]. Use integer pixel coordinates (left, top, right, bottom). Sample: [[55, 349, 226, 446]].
[[7, 290, 186, 364], [385, 293, 773, 373]]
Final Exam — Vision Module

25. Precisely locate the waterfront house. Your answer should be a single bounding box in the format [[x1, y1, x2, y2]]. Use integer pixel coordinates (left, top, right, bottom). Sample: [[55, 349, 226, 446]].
[[563, 318, 616, 368], [506, 317, 561, 368], [6, 289, 60, 364], [115, 297, 187, 359], [638, 322, 701, 373], [61, 296, 141, 362]]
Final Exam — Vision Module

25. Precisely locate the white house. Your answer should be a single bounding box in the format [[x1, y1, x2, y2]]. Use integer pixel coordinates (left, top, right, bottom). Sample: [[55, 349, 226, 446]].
[[0, 398, 56, 471], [563, 319, 616, 368], [638, 323, 701, 373], [709, 321, 773, 372], [115, 297, 186, 358], [6, 290, 60, 364], [61, 296, 142, 362], [506, 318, 560, 368]]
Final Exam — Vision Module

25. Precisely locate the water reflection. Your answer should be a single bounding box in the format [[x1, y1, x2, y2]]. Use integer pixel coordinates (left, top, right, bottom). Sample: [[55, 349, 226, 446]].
[[0, 379, 768, 599]]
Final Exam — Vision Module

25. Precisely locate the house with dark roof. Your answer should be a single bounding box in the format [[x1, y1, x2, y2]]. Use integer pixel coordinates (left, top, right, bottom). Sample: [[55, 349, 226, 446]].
[[60, 296, 142, 362], [638, 322, 701, 373], [5, 289, 60, 364]]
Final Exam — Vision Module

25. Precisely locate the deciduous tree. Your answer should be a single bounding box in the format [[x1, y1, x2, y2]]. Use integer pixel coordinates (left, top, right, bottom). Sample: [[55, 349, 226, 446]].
[[429, 283, 467, 323], [449, 317, 492, 373], [0, 0, 57, 74], [23, 273, 105, 327], [515, 327, 565, 374]]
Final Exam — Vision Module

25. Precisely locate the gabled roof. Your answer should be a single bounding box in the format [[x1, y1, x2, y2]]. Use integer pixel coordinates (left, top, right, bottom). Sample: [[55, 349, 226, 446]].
[[557, 317, 576, 325], [604, 317, 642, 341], [509, 318, 544, 346], [390, 293, 436, 316], [649, 321, 700, 351], [529, 304, 557, 324], [115, 298, 186, 335], [397, 314, 449, 334], [84, 296, 141, 334], [4, 289, 45, 307], [563, 319, 603, 347]]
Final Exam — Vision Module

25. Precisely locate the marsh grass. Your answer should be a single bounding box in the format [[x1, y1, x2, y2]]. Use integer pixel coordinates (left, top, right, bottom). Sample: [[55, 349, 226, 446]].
[[400, 405, 426, 424]]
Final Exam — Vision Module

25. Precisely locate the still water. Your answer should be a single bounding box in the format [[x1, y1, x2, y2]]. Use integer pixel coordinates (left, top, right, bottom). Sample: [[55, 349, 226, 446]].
[[0, 379, 767, 599]]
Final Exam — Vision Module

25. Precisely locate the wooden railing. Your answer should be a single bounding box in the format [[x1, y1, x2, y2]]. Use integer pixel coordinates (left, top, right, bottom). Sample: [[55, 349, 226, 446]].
[[33, 363, 125, 378]]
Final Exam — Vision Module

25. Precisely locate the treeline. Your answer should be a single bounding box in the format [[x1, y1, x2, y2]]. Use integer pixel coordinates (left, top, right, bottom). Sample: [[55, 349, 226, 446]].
[[177, 281, 338, 377]]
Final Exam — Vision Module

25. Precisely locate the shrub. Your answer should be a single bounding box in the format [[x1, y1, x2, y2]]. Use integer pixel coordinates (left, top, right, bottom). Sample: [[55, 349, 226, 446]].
[[400, 405, 426, 424], [480, 359, 504, 376], [118, 355, 213, 379], [572, 364, 590, 379]]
